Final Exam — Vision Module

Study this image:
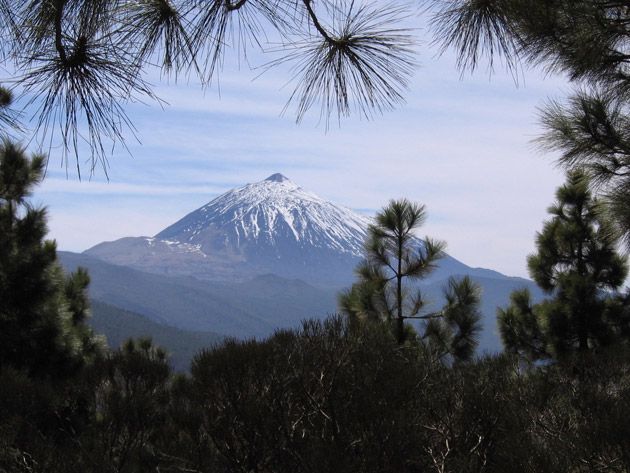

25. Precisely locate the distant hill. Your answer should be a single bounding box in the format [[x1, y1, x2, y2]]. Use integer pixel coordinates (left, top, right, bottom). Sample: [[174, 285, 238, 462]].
[[60, 248, 542, 353], [89, 300, 223, 372], [59, 251, 338, 338]]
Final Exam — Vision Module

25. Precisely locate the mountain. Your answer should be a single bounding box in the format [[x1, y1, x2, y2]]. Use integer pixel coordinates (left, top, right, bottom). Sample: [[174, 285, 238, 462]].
[[86, 173, 369, 286], [80, 173, 543, 352], [86, 173, 521, 286]]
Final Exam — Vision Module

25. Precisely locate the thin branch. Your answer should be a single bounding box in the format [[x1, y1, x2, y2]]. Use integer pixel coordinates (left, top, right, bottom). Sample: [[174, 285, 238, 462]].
[[54, 0, 67, 62], [402, 311, 444, 320], [302, 0, 334, 43]]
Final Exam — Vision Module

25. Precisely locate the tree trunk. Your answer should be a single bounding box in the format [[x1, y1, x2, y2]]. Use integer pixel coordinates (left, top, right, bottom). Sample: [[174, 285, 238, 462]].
[[397, 235, 404, 344]]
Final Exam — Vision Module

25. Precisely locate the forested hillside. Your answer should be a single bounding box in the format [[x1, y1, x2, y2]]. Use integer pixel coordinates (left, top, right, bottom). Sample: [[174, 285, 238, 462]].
[[89, 301, 222, 372]]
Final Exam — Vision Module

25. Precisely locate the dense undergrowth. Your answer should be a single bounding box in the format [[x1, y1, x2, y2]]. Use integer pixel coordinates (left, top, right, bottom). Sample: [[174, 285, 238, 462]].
[[2, 316, 629, 473]]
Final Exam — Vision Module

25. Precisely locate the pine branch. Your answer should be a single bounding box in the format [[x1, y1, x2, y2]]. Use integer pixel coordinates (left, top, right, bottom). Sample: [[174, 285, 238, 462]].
[[54, 0, 67, 62], [302, 0, 334, 43]]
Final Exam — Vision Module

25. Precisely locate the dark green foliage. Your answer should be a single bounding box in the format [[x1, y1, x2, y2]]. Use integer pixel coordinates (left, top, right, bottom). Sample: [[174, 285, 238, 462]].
[[0, 338, 177, 473], [0, 85, 19, 135], [0, 139, 101, 379], [522, 349, 630, 472], [79, 339, 172, 473], [2, 312, 630, 472], [192, 337, 293, 472], [539, 90, 630, 250], [340, 199, 446, 342], [420, 355, 534, 472], [0, 138, 105, 471], [429, 0, 630, 83], [497, 289, 547, 360], [340, 199, 481, 361], [182, 319, 630, 473], [430, 276, 483, 362], [190, 317, 434, 473], [498, 171, 629, 360]]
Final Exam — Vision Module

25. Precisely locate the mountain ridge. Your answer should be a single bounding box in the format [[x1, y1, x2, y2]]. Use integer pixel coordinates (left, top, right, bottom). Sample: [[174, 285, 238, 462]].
[[60, 251, 338, 337]]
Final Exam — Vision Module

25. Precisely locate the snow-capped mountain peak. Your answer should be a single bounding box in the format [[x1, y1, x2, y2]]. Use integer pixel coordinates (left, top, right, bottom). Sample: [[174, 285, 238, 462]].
[[87, 174, 372, 284], [80, 173, 532, 352], [155, 174, 371, 258]]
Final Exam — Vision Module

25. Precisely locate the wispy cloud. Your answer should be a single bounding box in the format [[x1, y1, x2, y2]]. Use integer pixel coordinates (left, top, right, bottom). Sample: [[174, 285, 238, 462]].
[[40, 178, 227, 196]]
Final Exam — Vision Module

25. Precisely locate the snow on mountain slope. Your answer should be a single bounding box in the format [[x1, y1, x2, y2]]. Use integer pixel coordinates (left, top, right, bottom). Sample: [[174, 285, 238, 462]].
[[156, 173, 370, 258], [86, 174, 371, 285]]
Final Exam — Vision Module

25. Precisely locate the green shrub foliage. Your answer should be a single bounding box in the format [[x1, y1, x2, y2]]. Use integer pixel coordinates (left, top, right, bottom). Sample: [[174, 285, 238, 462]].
[[498, 171, 629, 361], [0, 140, 102, 379], [2, 314, 630, 472]]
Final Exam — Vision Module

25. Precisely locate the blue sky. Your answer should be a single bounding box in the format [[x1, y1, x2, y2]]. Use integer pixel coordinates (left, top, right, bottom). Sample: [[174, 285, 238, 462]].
[[26, 14, 569, 279]]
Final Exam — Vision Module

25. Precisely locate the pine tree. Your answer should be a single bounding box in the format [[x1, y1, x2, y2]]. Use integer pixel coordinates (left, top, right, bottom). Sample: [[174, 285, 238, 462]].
[[0, 139, 102, 379], [340, 199, 481, 360], [498, 171, 628, 361]]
